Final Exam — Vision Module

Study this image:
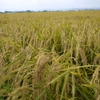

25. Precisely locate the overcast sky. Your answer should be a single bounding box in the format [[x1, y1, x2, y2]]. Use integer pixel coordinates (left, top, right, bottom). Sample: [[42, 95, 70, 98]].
[[0, 0, 100, 12]]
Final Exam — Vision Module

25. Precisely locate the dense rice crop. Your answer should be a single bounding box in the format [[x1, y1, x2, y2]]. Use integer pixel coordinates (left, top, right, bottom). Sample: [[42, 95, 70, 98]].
[[0, 11, 100, 100]]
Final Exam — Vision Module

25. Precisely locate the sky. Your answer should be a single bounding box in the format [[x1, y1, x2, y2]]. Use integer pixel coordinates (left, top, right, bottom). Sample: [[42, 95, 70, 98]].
[[0, 0, 100, 12]]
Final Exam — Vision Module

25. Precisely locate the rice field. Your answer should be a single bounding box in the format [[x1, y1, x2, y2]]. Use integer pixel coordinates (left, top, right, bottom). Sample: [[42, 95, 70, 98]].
[[0, 11, 100, 100]]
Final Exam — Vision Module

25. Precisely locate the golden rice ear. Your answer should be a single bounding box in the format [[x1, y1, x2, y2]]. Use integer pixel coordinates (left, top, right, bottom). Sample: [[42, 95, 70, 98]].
[[90, 66, 100, 99], [93, 56, 100, 65], [79, 48, 87, 65], [61, 31, 67, 53], [32, 51, 51, 99]]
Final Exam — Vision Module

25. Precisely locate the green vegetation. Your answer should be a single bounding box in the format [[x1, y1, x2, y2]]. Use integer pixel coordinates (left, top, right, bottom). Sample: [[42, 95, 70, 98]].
[[0, 11, 100, 100]]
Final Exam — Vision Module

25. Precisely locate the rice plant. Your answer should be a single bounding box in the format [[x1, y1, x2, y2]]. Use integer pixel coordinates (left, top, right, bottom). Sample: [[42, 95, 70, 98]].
[[0, 11, 100, 100]]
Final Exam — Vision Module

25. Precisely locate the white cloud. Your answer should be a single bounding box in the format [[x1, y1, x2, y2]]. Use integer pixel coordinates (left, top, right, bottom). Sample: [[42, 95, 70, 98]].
[[0, 0, 100, 11]]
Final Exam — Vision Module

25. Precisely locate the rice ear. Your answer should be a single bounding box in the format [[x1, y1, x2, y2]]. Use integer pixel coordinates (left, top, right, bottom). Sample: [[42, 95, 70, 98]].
[[79, 48, 87, 65], [32, 51, 51, 99]]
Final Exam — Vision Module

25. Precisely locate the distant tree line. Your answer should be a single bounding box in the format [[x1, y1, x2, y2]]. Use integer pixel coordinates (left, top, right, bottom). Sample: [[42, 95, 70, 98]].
[[3, 10, 50, 13], [4, 10, 33, 13], [3, 10, 62, 13], [0, 12, 3, 13], [0, 8, 100, 14]]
